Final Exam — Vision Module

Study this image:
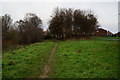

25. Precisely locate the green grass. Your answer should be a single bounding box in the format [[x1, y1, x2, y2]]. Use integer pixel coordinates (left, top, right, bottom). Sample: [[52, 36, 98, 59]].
[[92, 36, 120, 40], [50, 40, 119, 78], [2, 42, 54, 78], [2, 37, 119, 78]]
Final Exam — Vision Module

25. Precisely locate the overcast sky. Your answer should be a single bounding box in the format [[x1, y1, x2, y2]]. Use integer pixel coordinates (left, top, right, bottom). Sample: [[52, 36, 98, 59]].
[[0, 1, 119, 33]]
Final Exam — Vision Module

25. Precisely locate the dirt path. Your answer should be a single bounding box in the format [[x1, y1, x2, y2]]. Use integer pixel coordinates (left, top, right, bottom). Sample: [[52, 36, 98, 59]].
[[39, 43, 57, 78]]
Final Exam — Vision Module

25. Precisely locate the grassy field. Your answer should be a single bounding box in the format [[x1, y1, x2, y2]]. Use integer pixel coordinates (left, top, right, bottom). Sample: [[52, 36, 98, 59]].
[[50, 40, 119, 78], [2, 37, 119, 78], [2, 42, 54, 78]]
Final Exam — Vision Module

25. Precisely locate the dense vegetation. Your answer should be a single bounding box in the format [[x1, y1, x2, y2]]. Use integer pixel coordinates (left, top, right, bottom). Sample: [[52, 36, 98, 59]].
[[49, 7, 99, 40], [1, 13, 43, 48], [1, 7, 99, 48], [50, 40, 119, 78], [3, 42, 54, 78]]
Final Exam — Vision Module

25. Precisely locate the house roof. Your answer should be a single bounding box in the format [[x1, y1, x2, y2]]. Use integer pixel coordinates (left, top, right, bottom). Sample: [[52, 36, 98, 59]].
[[98, 28, 107, 31]]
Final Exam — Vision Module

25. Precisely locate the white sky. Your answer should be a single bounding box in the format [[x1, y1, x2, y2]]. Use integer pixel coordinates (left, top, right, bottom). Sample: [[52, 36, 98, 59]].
[[0, 0, 119, 34]]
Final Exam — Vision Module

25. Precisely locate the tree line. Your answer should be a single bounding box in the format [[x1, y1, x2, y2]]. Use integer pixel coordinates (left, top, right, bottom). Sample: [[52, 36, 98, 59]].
[[48, 7, 99, 40], [1, 7, 99, 48], [1, 13, 43, 48]]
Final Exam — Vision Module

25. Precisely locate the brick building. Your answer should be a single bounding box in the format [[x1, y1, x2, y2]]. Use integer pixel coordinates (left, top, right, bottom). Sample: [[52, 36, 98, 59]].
[[95, 28, 107, 36]]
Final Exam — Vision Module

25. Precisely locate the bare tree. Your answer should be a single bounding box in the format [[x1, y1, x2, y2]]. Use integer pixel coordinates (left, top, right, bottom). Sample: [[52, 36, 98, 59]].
[[63, 8, 73, 39], [16, 13, 43, 44], [2, 14, 12, 40], [73, 9, 85, 38], [49, 7, 64, 40], [49, 7, 74, 40]]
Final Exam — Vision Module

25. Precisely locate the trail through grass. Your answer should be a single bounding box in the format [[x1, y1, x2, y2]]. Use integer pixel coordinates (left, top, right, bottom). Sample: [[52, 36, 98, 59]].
[[39, 43, 57, 78], [2, 37, 119, 78]]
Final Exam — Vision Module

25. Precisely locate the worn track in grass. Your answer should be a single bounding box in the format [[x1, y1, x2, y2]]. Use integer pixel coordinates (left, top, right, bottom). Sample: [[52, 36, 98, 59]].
[[39, 43, 57, 78]]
